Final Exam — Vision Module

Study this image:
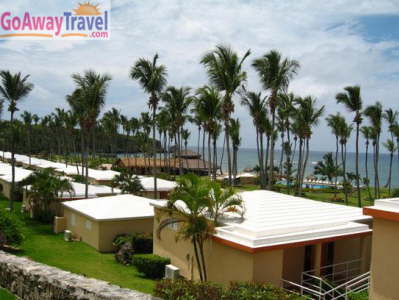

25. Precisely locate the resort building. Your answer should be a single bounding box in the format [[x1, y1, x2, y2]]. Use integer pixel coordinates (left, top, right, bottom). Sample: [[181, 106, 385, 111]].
[[152, 190, 372, 288], [115, 150, 210, 176], [137, 176, 177, 199], [23, 180, 121, 217], [364, 198, 399, 300], [0, 162, 32, 200], [57, 194, 154, 252]]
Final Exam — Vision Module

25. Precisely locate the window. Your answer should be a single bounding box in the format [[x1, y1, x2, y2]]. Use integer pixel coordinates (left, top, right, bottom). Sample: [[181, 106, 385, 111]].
[[85, 220, 92, 231]]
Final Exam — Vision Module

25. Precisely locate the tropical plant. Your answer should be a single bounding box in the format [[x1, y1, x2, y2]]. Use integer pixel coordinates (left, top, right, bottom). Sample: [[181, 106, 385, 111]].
[[229, 118, 241, 183], [361, 126, 373, 200], [22, 168, 73, 222], [336, 86, 363, 207], [383, 139, 396, 195], [201, 45, 250, 185], [364, 102, 383, 199], [67, 70, 111, 199], [240, 90, 268, 188], [156, 174, 213, 281], [314, 152, 342, 199], [130, 54, 167, 199], [0, 71, 33, 211], [338, 119, 353, 205], [0, 210, 23, 249], [111, 169, 143, 194], [252, 50, 299, 189]]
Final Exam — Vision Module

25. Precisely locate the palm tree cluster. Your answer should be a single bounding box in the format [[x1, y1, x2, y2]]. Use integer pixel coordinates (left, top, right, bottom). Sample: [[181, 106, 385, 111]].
[[1, 45, 398, 211]]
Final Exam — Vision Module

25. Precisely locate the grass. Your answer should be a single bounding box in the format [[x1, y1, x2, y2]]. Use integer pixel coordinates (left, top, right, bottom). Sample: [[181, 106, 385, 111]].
[[0, 288, 17, 300], [0, 198, 156, 295]]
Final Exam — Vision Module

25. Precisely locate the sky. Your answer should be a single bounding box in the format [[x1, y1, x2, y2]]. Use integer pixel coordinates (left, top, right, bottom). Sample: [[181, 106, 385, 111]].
[[0, 0, 399, 152]]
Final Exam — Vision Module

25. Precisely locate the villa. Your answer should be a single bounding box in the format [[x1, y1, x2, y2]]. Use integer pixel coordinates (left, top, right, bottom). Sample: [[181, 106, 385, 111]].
[[0, 162, 32, 200], [364, 198, 399, 300], [137, 175, 177, 199], [151, 190, 372, 287], [56, 194, 154, 252], [22, 180, 121, 217]]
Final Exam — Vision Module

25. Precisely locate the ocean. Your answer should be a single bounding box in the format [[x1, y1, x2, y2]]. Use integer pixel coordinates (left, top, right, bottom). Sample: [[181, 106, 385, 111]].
[[189, 147, 399, 188]]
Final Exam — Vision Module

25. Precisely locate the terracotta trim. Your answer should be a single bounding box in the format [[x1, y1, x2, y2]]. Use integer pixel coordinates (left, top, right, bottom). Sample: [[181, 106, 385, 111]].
[[363, 207, 399, 222], [212, 231, 372, 254]]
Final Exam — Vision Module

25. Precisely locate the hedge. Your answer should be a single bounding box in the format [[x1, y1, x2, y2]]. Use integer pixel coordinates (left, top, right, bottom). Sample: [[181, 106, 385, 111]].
[[0, 210, 24, 248], [155, 279, 307, 300], [133, 254, 170, 279]]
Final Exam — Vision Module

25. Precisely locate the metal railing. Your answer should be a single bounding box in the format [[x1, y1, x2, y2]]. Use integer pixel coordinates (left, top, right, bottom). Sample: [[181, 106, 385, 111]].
[[282, 259, 370, 300]]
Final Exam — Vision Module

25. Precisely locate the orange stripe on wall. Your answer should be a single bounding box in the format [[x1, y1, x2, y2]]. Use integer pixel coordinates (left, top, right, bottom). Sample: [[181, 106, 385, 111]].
[[363, 207, 399, 222]]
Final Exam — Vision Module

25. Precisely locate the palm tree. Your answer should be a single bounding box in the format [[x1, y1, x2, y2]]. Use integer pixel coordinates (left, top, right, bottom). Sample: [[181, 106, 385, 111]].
[[383, 139, 396, 195], [314, 152, 342, 199], [361, 126, 373, 200], [0, 71, 34, 211], [326, 113, 345, 192], [240, 90, 267, 188], [130, 54, 167, 199], [196, 86, 222, 179], [162, 86, 192, 175], [252, 50, 299, 189], [339, 119, 353, 205], [293, 96, 325, 195], [229, 118, 241, 184], [67, 70, 111, 198], [364, 102, 383, 199], [201, 45, 250, 185], [112, 169, 144, 194], [21, 111, 33, 165], [336, 86, 363, 207], [156, 174, 213, 281]]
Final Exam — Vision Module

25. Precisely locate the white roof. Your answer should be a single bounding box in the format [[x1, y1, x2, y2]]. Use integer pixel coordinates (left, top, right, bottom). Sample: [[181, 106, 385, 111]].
[[62, 194, 154, 221], [0, 163, 33, 182], [369, 198, 399, 214], [152, 190, 371, 249], [138, 176, 177, 192], [62, 181, 121, 198]]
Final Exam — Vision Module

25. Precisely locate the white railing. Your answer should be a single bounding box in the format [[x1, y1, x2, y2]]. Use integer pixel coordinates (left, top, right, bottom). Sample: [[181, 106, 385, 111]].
[[282, 266, 370, 300]]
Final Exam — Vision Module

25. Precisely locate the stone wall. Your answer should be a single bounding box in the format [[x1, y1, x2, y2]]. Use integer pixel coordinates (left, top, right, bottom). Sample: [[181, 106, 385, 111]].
[[0, 251, 161, 300]]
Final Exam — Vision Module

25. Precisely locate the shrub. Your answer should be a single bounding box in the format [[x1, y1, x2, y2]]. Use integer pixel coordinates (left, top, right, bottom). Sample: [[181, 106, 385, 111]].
[[154, 279, 306, 300], [132, 233, 153, 254], [133, 254, 170, 279], [348, 291, 368, 300], [0, 210, 24, 248], [155, 279, 223, 300]]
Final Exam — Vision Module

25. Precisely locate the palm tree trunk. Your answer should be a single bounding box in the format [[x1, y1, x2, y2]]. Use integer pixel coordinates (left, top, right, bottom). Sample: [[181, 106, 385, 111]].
[[355, 123, 361, 207], [279, 133, 284, 176], [387, 150, 393, 195], [9, 110, 15, 211], [202, 129, 206, 170], [192, 236, 204, 281], [84, 128, 89, 199], [197, 126, 201, 171], [342, 142, 348, 205], [334, 136, 339, 199], [257, 129, 265, 189], [219, 134, 226, 175], [197, 236, 207, 281], [265, 134, 270, 186], [152, 107, 158, 199], [213, 135, 217, 180], [296, 138, 303, 195], [207, 132, 212, 177], [365, 141, 372, 200], [268, 111, 276, 189], [300, 138, 310, 193], [225, 121, 232, 186]]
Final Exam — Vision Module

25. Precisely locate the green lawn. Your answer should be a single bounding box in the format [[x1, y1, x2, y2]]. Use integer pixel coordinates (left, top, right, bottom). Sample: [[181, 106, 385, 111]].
[[0, 288, 17, 300], [0, 198, 156, 295]]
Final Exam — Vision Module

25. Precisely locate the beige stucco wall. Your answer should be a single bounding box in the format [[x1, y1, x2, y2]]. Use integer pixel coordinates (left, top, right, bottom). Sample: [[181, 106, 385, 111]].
[[153, 207, 283, 286], [64, 207, 101, 250], [283, 246, 305, 283], [369, 218, 399, 300], [0, 179, 12, 199], [98, 218, 153, 252], [64, 207, 153, 252]]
